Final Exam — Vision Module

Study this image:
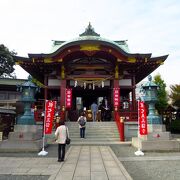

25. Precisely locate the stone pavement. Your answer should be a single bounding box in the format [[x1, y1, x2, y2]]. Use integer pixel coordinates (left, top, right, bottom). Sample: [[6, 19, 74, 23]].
[[111, 144, 180, 180], [0, 146, 132, 180]]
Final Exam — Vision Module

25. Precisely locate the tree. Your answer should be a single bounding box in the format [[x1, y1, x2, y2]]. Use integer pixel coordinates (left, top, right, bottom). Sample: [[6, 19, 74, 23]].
[[169, 84, 180, 109], [0, 44, 16, 77], [169, 85, 180, 129], [153, 74, 168, 115]]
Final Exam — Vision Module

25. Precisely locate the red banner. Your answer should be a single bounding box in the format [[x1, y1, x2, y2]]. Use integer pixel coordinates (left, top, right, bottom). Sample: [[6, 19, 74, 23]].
[[138, 101, 148, 135], [113, 88, 120, 107], [66, 88, 72, 108], [45, 100, 56, 134]]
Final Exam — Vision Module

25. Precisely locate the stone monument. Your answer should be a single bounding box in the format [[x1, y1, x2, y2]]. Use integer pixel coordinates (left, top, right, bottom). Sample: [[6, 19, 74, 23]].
[[0, 76, 43, 152]]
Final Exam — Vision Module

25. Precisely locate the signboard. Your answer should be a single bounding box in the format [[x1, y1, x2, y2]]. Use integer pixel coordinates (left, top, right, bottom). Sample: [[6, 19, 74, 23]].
[[113, 88, 120, 107], [45, 100, 56, 134], [66, 88, 72, 108], [138, 101, 148, 135]]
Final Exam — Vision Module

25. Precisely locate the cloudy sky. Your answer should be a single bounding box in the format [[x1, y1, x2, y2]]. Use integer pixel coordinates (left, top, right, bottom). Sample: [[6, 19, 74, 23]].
[[0, 0, 179, 88]]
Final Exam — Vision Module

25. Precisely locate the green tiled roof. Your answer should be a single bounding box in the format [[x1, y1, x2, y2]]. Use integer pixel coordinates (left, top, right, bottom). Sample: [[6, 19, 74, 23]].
[[51, 36, 130, 53], [50, 23, 130, 53]]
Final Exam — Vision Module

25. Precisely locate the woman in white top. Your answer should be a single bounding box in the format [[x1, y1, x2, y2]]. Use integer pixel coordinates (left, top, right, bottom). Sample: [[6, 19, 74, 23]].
[[55, 121, 69, 162]]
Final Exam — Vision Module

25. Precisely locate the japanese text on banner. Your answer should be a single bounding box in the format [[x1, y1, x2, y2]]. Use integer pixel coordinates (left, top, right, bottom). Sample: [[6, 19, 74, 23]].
[[113, 88, 120, 107], [138, 101, 148, 135], [66, 88, 72, 108], [45, 100, 56, 134]]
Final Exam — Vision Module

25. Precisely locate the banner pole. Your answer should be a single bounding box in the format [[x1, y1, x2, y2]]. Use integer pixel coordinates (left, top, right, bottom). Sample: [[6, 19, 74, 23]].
[[38, 100, 48, 156], [135, 99, 144, 156], [42, 107, 46, 151]]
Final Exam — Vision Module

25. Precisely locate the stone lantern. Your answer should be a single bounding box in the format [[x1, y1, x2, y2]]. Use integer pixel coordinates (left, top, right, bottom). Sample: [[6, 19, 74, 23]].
[[17, 75, 39, 125], [141, 75, 161, 124], [0, 76, 43, 152], [132, 75, 176, 152]]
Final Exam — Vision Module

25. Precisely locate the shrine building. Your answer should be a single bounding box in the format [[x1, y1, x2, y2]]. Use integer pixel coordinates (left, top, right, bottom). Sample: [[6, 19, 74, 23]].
[[15, 24, 168, 125]]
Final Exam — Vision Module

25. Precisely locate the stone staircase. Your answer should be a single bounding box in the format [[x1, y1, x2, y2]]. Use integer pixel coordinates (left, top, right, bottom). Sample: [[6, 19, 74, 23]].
[[47, 122, 128, 145]]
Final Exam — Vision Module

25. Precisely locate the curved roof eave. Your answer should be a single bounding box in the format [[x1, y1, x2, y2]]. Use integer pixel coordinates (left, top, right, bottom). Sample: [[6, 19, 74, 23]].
[[14, 55, 30, 62], [150, 55, 169, 61], [28, 36, 152, 59]]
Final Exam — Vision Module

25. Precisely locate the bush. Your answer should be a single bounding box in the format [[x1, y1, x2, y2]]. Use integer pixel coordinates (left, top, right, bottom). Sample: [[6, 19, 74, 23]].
[[170, 119, 180, 133]]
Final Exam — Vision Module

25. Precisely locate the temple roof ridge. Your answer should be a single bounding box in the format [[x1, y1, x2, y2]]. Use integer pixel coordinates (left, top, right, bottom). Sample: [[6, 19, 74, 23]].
[[79, 22, 100, 37], [49, 24, 130, 53]]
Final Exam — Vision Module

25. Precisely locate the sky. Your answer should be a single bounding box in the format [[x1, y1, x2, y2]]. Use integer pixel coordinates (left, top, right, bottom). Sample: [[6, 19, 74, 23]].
[[0, 0, 179, 90]]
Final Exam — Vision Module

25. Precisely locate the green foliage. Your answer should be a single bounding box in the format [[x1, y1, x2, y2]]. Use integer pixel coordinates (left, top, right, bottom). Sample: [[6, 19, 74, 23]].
[[153, 74, 168, 115], [169, 84, 180, 109], [0, 44, 16, 77]]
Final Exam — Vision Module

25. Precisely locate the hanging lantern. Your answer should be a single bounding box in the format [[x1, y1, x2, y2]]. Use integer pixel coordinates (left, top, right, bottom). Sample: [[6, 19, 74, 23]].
[[74, 80, 77, 87], [102, 81, 104, 88], [84, 82, 86, 89], [93, 83, 95, 90], [89, 84, 91, 89]]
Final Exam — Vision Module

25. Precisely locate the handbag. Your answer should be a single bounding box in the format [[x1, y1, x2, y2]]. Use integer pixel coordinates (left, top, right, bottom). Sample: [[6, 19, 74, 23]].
[[65, 127, 71, 145]]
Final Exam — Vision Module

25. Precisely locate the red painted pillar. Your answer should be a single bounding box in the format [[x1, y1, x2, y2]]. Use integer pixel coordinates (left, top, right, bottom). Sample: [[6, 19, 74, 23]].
[[44, 75, 48, 100], [60, 80, 66, 121], [132, 75, 136, 110], [60, 80, 66, 107], [114, 79, 125, 141]]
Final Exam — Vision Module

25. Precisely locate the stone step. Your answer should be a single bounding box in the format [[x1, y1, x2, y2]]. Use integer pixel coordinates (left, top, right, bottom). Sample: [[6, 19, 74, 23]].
[[66, 122, 117, 126], [69, 141, 130, 145], [68, 131, 119, 134], [70, 138, 120, 141], [46, 132, 119, 138], [67, 127, 118, 129], [47, 121, 121, 145], [69, 134, 119, 136]]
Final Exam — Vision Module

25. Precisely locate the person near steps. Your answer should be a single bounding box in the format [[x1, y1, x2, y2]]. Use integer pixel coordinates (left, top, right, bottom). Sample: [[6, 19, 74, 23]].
[[77, 112, 87, 138], [91, 102, 98, 121], [55, 121, 69, 162]]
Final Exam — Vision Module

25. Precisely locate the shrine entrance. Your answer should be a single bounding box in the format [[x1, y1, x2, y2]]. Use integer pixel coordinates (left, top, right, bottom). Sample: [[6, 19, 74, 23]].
[[73, 87, 111, 110], [66, 83, 112, 121]]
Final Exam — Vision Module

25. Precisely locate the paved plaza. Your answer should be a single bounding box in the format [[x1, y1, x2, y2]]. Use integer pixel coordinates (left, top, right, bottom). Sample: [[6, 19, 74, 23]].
[[0, 145, 132, 180], [0, 144, 180, 180]]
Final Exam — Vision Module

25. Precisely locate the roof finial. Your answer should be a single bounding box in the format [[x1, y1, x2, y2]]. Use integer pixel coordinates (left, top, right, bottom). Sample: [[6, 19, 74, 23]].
[[79, 23, 100, 37]]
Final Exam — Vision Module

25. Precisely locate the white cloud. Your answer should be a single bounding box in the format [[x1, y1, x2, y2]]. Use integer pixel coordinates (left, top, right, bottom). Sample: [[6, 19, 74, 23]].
[[0, 0, 179, 86]]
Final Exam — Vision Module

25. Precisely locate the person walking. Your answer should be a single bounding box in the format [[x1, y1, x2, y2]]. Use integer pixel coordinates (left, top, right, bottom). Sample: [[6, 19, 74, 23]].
[[91, 101, 98, 121], [77, 112, 87, 138], [55, 121, 69, 162]]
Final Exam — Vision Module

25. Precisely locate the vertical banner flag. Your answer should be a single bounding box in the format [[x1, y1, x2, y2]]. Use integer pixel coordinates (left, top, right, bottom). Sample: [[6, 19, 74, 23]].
[[66, 88, 72, 108], [45, 100, 56, 134], [113, 88, 120, 107], [138, 101, 148, 135]]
